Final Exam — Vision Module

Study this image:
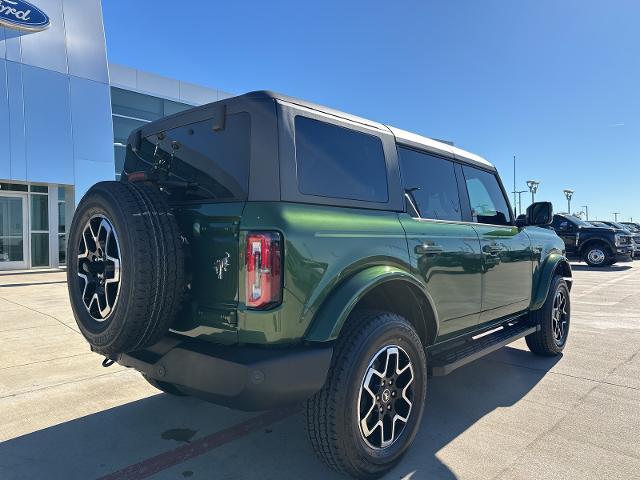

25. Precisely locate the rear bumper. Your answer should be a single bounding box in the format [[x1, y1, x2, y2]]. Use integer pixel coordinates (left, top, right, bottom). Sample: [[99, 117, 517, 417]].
[[117, 336, 333, 411]]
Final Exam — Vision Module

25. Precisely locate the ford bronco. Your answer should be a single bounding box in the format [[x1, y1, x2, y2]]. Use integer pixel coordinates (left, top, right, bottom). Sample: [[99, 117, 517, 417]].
[[68, 91, 572, 479]]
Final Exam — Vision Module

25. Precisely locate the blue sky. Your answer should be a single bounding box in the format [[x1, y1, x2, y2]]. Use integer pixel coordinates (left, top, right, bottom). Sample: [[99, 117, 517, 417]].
[[103, 0, 640, 222]]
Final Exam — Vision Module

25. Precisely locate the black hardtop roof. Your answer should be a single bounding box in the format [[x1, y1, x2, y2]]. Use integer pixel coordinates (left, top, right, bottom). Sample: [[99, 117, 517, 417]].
[[131, 90, 495, 171]]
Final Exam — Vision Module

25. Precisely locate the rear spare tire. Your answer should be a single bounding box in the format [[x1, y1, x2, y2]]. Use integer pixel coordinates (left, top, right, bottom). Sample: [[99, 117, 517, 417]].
[[67, 181, 185, 355]]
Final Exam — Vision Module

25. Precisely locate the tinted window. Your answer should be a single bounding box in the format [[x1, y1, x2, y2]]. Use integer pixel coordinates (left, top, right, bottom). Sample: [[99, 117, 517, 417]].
[[463, 166, 511, 225], [125, 112, 251, 201], [552, 215, 572, 230], [399, 148, 462, 221], [295, 116, 388, 202]]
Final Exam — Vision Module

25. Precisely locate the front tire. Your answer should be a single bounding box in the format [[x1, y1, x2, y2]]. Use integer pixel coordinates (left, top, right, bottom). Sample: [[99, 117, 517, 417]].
[[583, 243, 610, 267], [526, 275, 570, 356], [304, 310, 427, 479]]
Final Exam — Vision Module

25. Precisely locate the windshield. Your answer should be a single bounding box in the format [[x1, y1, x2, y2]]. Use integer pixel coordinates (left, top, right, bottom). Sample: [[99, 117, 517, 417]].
[[604, 221, 630, 231], [564, 215, 591, 227]]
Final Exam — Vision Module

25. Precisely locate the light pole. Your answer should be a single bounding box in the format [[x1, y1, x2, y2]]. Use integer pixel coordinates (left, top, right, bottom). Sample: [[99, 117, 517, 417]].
[[513, 190, 527, 216], [613, 212, 620, 222], [563, 189, 574, 214], [526, 180, 540, 204], [581, 205, 589, 221]]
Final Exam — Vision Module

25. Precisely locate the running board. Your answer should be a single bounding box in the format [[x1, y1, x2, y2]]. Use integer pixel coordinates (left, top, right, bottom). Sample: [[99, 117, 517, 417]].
[[429, 323, 539, 376]]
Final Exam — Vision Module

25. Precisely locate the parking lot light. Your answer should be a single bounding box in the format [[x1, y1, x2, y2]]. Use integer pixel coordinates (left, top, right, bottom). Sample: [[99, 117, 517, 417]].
[[581, 205, 589, 221], [526, 180, 540, 204], [563, 189, 574, 214]]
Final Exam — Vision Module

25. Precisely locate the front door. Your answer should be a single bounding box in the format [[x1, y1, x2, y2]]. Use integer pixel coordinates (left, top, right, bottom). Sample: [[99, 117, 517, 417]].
[[552, 215, 578, 255], [0, 194, 28, 270], [461, 165, 533, 324], [398, 147, 483, 338]]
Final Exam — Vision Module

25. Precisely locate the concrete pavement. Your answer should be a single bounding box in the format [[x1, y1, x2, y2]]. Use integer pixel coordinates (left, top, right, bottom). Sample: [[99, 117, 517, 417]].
[[0, 263, 639, 479]]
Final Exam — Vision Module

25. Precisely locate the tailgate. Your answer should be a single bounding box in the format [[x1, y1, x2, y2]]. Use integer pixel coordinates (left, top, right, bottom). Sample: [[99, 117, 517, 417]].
[[171, 202, 245, 344]]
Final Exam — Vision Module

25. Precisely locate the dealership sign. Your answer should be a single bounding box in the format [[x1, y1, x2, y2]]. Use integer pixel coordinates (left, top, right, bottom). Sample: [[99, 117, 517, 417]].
[[0, 0, 49, 31]]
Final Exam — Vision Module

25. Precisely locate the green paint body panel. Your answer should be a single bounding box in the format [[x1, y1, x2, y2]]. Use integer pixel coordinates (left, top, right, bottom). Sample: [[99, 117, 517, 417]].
[[304, 265, 433, 342], [168, 201, 568, 347]]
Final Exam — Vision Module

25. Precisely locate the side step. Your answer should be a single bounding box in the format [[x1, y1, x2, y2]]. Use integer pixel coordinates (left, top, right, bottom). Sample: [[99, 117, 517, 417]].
[[429, 323, 539, 376]]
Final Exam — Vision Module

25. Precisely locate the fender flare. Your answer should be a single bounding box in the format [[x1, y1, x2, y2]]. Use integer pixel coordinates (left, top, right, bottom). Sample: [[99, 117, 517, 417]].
[[303, 265, 438, 343], [530, 253, 572, 311]]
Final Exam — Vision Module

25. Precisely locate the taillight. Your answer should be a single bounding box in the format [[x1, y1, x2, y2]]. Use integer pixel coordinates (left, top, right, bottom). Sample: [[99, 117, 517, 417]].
[[246, 232, 282, 309]]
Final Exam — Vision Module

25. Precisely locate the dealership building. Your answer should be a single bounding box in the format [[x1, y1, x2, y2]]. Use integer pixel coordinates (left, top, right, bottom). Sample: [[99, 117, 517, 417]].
[[0, 0, 230, 270]]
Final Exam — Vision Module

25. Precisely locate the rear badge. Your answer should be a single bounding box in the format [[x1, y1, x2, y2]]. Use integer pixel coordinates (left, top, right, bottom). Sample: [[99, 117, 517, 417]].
[[214, 252, 231, 280]]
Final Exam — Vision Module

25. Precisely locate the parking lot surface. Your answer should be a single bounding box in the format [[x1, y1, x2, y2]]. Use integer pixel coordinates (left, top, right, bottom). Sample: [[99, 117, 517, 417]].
[[1, 263, 639, 480]]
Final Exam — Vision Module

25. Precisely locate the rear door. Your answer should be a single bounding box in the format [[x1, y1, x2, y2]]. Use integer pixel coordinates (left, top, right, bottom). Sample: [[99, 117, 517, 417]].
[[398, 147, 483, 337], [461, 165, 533, 323]]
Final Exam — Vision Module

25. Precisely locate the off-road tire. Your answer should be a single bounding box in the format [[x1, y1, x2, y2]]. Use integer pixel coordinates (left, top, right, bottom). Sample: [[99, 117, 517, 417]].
[[304, 310, 427, 479], [142, 374, 187, 396], [583, 243, 611, 267], [67, 181, 185, 356], [526, 275, 570, 356]]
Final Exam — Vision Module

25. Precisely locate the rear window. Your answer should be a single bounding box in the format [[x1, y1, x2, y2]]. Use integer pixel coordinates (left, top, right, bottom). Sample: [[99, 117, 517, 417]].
[[294, 116, 388, 202], [125, 112, 251, 201]]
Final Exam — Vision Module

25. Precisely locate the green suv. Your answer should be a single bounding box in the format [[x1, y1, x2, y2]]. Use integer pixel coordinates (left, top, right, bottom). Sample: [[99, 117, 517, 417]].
[[68, 91, 572, 479]]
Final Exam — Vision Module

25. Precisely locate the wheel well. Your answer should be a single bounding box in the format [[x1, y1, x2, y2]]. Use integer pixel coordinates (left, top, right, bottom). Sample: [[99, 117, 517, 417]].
[[555, 259, 572, 279], [351, 280, 436, 346]]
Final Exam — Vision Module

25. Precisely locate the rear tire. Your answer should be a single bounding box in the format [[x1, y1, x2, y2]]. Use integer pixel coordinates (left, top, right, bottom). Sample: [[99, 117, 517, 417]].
[[304, 310, 427, 479], [67, 181, 185, 356], [526, 275, 570, 356]]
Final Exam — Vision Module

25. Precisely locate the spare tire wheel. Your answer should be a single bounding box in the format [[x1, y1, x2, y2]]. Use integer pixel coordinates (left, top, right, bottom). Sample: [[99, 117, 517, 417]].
[[67, 181, 185, 355]]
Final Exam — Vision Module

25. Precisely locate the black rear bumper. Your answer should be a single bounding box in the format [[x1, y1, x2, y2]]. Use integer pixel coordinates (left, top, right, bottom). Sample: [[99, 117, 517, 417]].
[[117, 336, 333, 411]]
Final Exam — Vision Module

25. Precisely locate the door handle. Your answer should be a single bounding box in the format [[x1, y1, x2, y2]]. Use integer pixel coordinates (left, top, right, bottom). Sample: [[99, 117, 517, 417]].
[[415, 244, 444, 255]]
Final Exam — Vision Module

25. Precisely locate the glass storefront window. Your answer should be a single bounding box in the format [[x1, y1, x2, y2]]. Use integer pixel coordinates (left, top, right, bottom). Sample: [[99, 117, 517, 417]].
[[58, 201, 66, 234], [58, 233, 66, 264], [30, 194, 49, 231], [30, 190, 49, 267], [58, 187, 68, 265], [0, 183, 28, 192], [0, 196, 25, 264], [31, 232, 49, 267]]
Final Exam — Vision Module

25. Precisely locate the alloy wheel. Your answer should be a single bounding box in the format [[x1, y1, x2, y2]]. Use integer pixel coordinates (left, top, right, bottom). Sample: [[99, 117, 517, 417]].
[[552, 290, 569, 346], [77, 215, 121, 321], [357, 345, 414, 449]]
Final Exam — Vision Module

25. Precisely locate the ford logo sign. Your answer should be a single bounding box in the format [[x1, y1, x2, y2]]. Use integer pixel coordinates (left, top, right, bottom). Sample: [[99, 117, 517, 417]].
[[0, 0, 49, 31]]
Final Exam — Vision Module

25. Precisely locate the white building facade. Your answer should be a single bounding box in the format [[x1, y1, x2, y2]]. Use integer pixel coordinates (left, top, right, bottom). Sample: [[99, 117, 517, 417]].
[[0, 0, 229, 270]]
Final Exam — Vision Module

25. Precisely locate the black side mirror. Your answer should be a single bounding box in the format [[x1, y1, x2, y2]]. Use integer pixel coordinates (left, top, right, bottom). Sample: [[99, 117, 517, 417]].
[[525, 202, 553, 226]]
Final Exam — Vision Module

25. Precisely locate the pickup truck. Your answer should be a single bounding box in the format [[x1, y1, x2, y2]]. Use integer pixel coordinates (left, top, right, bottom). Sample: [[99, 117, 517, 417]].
[[67, 91, 572, 478], [551, 214, 634, 266]]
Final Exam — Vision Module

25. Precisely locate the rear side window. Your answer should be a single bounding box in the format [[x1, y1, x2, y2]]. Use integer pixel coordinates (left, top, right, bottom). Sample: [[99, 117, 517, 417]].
[[127, 112, 251, 201], [463, 166, 511, 226], [294, 116, 388, 202], [398, 148, 462, 221]]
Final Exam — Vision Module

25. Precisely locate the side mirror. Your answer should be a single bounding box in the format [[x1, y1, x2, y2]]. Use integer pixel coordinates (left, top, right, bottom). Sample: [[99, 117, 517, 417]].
[[525, 202, 553, 226]]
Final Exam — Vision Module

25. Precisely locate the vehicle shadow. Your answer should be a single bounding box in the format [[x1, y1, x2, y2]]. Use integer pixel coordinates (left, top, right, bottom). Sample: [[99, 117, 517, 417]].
[[0, 346, 560, 480], [570, 264, 633, 272]]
